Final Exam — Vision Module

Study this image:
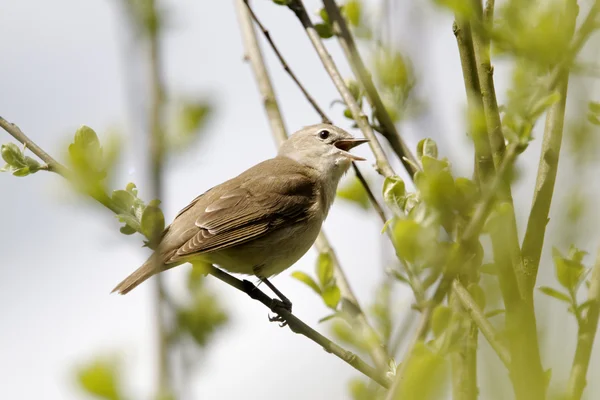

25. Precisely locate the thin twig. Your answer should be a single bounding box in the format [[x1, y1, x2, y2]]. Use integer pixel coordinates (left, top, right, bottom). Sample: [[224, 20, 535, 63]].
[[322, 0, 419, 178], [451, 280, 510, 367], [242, 0, 330, 124], [235, 0, 389, 371], [287, 0, 396, 178], [567, 247, 600, 400], [0, 116, 69, 176], [207, 265, 392, 388], [353, 163, 387, 223]]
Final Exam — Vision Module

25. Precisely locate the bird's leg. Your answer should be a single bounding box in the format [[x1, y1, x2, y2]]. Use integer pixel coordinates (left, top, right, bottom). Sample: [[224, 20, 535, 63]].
[[261, 277, 293, 312], [253, 268, 293, 327]]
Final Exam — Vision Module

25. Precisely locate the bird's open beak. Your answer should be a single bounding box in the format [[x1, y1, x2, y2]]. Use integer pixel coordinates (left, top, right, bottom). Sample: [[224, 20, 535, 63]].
[[334, 138, 369, 161]]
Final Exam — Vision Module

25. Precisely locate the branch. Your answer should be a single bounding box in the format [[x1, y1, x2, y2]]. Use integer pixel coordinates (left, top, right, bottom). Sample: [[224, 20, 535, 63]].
[[287, 0, 396, 178], [451, 280, 510, 367], [144, 0, 171, 396], [235, 0, 390, 370], [567, 247, 600, 400], [0, 116, 69, 176], [207, 265, 392, 388], [242, 0, 330, 124], [322, 0, 419, 178], [521, 78, 569, 295], [236, 0, 288, 142]]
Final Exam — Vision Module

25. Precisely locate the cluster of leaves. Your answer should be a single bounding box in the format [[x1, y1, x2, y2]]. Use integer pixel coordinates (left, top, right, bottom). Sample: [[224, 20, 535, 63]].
[[383, 139, 481, 294], [313, 1, 363, 39], [77, 357, 124, 400], [292, 252, 341, 311], [0, 142, 43, 176], [539, 245, 593, 326]]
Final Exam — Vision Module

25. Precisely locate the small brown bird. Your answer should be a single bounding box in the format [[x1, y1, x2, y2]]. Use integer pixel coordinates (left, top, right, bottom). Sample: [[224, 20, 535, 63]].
[[112, 123, 368, 296]]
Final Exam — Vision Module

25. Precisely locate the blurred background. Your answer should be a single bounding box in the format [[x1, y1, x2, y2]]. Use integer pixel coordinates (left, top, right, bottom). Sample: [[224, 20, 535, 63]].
[[1, 0, 599, 399]]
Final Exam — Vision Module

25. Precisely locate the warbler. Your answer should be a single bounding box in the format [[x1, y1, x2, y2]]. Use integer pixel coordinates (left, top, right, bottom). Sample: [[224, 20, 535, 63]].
[[112, 123, 368, 298]]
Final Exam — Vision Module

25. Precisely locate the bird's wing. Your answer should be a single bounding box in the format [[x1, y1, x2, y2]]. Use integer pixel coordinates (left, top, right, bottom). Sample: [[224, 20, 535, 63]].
[[162, 162, 316, 263]]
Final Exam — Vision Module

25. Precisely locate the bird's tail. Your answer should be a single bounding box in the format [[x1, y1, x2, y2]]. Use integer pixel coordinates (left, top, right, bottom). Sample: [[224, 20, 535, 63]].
[[112, 256, 161, 295]]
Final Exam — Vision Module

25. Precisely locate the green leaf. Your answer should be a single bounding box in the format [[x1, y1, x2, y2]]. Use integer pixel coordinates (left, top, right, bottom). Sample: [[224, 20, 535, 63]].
[[588, 101, 600, 114], [119, 225, 137, 235], [315, 23, 334, 39], [587, 114, 600, 126], [318, 313, 339, 323], [116, 214, 140, 232], [125, 182, 138, 196], [12, 167, 31, 177], [291, 271, 321, 295], [382, 175, 406, 215], [417, 138, 438, 160], [538, 286, 571, 303], [322, 284, 341, 309], [431, 305, 452, 337], [141, 204, 165, 243], [111, 190, 136, 213], [316, 252, 334, 287], [23, 156, 41, 172], [272, 0, 291, 5], [343, 0, 362, 27], [176, 290, 228, 347], [392, 219, 422, 263], [553, 247, 585, 289], [485, 309, 505, 318], [337, 177, 370, 209], [374, 50, 409, 90], [1, 143, 25, 167], [76, 358, 121, 400]]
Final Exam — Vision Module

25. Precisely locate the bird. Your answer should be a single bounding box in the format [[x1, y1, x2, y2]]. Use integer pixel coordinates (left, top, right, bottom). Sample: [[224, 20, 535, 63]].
[[112, 123, 368, 306]]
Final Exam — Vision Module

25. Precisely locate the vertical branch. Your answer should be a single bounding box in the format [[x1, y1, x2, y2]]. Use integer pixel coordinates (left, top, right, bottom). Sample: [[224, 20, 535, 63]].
[[521, 78, 568, 293], [567, 247, 600, 400], [287, 0, 396, 178], [235, 0, 288, 142], [322, 0, 419, 178], [146, 1, 171, 396], [235, 0, 390, 371]]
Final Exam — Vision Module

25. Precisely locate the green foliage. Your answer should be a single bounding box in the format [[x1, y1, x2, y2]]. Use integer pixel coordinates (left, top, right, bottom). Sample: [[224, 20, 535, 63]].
[[315, 22, 334, 39], [121, 0, 162, 36], [169, 99, 212, 151], [337, 176, 370, 209], [0, 142, 42, 176], [382, 175, 406, 216], [432, 306, 452, 338], [76, 358, 123, 400], [174, 267, 228, 347], [292, 252, 341, 310], [553, 246, 586, 291], [393, 341, 448, 400]]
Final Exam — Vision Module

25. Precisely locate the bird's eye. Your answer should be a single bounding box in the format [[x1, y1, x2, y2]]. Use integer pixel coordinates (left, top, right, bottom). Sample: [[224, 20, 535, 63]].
[[318, 130, 330, 140]]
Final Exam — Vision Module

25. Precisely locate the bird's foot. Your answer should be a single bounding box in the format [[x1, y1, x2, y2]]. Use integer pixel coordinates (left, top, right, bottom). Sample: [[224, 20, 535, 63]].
[[268, 298, 292, 328]]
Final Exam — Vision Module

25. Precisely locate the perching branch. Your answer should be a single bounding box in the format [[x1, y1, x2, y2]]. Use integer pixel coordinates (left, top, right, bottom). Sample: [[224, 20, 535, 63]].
[[567, 247, 600, 400], [287, 0, 396, 178], [207, 266, 392, 388], [241, 0, 330, 124], [235, 0, 390, 371], [321, 0, 419, 178]]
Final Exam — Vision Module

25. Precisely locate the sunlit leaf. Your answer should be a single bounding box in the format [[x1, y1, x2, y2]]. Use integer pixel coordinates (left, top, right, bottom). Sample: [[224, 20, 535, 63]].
[[291, 271, 321, 295], [337, 176, 370, 209], [316, 252, 334, 287], [538, 286, 571, 303], [322, 284, 341, 309]]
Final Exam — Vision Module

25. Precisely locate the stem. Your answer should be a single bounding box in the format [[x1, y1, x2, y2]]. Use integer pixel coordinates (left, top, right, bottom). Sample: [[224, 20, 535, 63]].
[[452, 280, 510, 367], [207, 266, 392, 388], [242, 0, 330, 124], [287, 0, 396, 178], [567, 247, 600, 400], [322, 0, 419, 178], [521, 77, 569, 294], [236, 0, 288, 142], [146, 0, 171, 396], [0, 116, 69, 176], [235, 0, 389, 371], [450, 290, 478, 400]]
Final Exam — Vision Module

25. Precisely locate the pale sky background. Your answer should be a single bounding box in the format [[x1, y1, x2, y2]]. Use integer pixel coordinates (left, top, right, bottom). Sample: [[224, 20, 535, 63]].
[[1, 0, 599, 399]]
